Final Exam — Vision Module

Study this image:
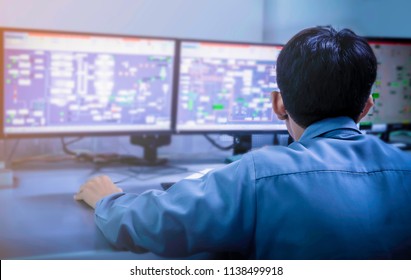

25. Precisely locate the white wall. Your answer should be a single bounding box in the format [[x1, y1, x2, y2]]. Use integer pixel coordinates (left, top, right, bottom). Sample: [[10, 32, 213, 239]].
[[354, 0, 411, 38], [0, 0, 263, 42], [263, 0, 411, 44]]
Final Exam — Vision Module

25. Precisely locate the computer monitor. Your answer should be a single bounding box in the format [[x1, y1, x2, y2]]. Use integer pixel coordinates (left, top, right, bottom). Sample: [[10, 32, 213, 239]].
[[361, 38, 411, 131], [0, 28, 176, 138], [175, 40, 285, 134]]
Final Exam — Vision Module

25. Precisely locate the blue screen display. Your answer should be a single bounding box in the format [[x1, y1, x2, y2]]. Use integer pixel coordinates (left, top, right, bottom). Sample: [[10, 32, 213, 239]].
[[176, 41, 285, 132], [362, 39, 411, 127], [2, 30, 175, 136]]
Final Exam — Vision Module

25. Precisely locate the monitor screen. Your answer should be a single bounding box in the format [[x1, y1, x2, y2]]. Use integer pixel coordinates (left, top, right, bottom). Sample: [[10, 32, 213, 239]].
[[1, 28, 176, 137], [176, 40, 285, 133], [361, 38, 411, 129]]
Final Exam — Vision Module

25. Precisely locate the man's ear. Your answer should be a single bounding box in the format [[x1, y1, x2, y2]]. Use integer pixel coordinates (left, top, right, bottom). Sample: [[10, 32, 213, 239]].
[[357, 96, 374, 122], [272, 91, 288, 120]]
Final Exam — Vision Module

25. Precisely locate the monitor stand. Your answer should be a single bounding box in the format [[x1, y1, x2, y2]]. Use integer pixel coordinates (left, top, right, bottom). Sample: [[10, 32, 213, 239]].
[[128, 134, 171, 166], [225, 133, 293, 163], [380, 127, 411, 150], [225, 135, 252, 163], [233, 135, 252, 155]]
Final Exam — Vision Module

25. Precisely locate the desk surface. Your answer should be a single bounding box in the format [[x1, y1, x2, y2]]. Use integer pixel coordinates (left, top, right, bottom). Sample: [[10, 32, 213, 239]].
[[0, 160, 225, 260]]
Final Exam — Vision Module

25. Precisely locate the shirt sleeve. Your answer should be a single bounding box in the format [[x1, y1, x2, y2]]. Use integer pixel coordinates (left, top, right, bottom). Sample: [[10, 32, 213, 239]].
[[94, 154, 256, 257]]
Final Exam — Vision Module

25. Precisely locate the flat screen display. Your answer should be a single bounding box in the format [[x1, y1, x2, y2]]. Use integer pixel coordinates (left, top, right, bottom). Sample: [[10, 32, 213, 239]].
[[361, 38, 411, 128], [176, 40, 285, 133], [1, 28, 176, 137]]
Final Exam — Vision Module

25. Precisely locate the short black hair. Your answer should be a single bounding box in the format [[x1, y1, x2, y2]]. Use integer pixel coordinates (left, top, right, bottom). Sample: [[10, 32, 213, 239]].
[[276, 26, 377, 128]]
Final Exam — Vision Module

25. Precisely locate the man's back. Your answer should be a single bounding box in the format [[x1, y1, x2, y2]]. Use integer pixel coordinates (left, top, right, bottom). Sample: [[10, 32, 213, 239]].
[[251, 117, 411, 259], [93, 117, 411, 259]]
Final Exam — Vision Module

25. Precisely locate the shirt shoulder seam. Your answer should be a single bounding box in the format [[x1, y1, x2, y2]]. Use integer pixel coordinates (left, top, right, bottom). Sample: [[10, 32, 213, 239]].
[[255, 169, 411, 180]]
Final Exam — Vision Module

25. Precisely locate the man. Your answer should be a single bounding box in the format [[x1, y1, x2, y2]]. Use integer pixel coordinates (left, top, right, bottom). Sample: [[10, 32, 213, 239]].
[[75, 26, 411, 259]]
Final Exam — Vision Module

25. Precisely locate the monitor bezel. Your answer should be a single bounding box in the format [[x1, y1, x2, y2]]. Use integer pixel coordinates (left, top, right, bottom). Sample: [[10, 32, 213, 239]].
[[174, 38, 286, 135], [0, 27, 178, 139], [361, 37, 411, 131]]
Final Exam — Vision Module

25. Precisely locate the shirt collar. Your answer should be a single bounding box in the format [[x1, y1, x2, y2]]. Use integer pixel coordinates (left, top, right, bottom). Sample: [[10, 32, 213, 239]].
[[298, 116, 362, 142]]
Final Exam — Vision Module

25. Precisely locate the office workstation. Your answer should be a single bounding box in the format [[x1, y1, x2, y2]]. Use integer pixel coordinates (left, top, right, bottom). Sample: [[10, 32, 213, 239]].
[[1, 0, 411, 262], [0, 27, 286, 259]]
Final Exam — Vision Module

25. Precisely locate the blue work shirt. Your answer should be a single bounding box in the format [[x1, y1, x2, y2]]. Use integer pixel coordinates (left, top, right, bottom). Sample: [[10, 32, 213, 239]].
[[95, 117, 411, 259]]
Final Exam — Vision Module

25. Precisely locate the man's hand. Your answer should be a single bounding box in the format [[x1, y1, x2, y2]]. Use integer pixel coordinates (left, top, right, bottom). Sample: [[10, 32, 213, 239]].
[[74, 175, 123, 209]]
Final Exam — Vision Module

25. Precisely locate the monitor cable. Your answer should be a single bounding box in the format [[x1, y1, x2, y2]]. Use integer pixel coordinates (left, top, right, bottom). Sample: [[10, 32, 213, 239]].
[[60, 137, 148, 166], [203, 134, 233, 151], [5, 139, 20, 166], [61, 137, 95, 162]]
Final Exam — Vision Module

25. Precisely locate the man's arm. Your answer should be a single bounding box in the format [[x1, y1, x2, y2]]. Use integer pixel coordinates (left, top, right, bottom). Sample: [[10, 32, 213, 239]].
[[75, 155, 257, 257]]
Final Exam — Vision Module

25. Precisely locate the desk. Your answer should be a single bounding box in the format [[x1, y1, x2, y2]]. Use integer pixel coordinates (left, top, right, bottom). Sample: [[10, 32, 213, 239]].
[[0, 160, 225, 260]]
